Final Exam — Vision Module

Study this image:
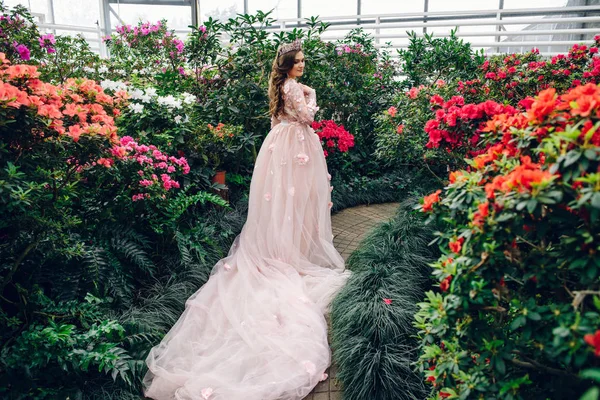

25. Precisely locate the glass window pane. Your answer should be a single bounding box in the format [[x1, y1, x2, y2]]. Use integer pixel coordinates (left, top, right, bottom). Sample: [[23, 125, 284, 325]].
[[200, 0, 244, 22], [361, 0, 424, 15], [109, 4, 192, 31], [302, 0, 356, 19], [427, 0, 500, 12], [503, 0, 568, 9], [249, 0, 297, 20]]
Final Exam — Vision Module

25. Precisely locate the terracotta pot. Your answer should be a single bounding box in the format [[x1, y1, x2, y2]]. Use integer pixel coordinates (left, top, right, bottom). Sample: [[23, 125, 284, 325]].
[[211, 170, 226, 185]]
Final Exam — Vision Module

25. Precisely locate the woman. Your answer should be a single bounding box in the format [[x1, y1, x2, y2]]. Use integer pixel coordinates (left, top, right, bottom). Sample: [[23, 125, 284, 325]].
[[143, 39, 350, 400]]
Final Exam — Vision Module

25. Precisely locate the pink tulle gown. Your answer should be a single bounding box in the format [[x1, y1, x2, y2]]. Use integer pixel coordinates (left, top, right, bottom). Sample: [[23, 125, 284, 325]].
[[143, 78, 351, 400]]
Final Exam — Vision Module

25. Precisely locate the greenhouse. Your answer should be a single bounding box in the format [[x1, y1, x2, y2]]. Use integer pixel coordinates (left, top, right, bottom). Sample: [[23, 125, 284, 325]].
[[1, 0, 600, 399]]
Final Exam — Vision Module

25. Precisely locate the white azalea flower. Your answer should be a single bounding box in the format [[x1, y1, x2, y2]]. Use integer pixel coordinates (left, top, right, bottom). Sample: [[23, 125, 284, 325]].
[[182, 92, 196, 105], [129, 103, 144, 114], [145, 87, 158, 97], [128, 88, 144, 100], [174, 115, 183, 124], [98, 65, 109, 74]]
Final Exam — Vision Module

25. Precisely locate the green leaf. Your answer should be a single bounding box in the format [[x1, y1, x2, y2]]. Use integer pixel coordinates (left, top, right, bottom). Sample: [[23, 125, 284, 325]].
[[564, 150, 582, 167], [510, 316, 526, 331], [527, 199, 538, 213], [584, 149, 599, 160], [591, 193, 600, 210], [528, 312, 541, 321], [580, 387, 600, 400], [582, 369, 600, 382]]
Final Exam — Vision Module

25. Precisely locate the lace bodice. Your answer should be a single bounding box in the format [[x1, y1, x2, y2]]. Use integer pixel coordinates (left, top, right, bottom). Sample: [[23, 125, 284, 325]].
[[271, 78, 319, 128]]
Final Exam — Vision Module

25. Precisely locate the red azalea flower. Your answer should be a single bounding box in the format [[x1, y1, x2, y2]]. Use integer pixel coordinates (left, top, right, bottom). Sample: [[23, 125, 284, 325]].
[[585, 330, 600, 356], [449, 237, 464, 254], [440, 392, 451, 398], [440, 275, 453, 292], [383, 298, 392, 305]]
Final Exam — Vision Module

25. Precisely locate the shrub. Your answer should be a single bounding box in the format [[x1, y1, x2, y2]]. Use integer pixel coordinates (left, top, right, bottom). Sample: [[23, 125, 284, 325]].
[[415, 84, 600, 399]]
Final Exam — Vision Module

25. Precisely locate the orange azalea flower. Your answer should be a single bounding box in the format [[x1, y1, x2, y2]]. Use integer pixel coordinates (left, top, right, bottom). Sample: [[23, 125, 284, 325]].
[[396, 124, 404, 134], [472, 201, 490, 227], [561, 83, 600, 103], [4, 64, 40, 80], [485, 156, 555, 198], [585, 330, 600, 357], [449, 171, 463, 184], [570, 94, 599, 118], [449, 237, 464, 254], [68, 124, 82, 142], [38, 104, 62, 119], [0, 82, 29, 107], [97, 158, 113, 168], [528, 88, 557, 123], [423, 189, 442, 212], [442, 257, 454, 267]]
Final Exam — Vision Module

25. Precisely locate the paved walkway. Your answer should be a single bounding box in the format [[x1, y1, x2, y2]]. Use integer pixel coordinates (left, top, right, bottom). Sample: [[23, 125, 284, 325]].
[[304, 202, 400, 400]]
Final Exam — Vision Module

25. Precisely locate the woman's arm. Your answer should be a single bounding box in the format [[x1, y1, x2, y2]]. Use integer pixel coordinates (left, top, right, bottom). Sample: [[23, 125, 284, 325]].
[[284, 80, 319, 124]]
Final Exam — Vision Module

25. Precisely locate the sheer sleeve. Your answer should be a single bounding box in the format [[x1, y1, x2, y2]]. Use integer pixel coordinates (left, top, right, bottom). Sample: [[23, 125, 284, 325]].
[[283, 79, 319, 125]]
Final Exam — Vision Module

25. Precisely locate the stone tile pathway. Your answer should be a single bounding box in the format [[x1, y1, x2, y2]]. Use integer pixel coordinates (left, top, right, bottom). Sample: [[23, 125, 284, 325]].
[[303, 202, 400, 400]]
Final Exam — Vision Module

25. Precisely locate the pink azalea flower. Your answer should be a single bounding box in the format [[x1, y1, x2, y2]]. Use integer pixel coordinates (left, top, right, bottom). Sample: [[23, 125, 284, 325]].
[[264, 192, 272, 201], [383, 298, 392, 305]]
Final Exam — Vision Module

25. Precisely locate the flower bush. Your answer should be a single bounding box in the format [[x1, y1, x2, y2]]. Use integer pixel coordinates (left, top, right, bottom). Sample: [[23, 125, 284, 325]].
[[415, 83, 600, 399], [376, 36, 600, 177], [103, 20, 186, 79], [0, 50, 225, 398]]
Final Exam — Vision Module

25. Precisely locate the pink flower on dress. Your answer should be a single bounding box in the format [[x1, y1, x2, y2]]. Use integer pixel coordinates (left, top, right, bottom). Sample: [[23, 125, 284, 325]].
[[201, 387, 214, 399], [330, 186, 334, 192], [268, 143, 275, 152], [297, 132, 305, 141], [320, 373, 329, 381], [264, 192, 272, 201], [288, 187, 296, 196], [224, 263, 232, 271], [295, 153, 310, 165], [328, 201, 333, 209], [327, 173, 331, 181], [303, 361, 316, 375]]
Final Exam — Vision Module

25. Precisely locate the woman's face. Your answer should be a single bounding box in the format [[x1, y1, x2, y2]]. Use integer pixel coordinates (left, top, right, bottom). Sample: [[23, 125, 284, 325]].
[[287, 51, 305, 79]]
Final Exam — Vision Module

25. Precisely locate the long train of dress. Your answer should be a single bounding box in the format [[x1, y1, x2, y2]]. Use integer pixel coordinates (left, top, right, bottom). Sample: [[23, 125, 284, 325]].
[[143, 78, 350, 400]]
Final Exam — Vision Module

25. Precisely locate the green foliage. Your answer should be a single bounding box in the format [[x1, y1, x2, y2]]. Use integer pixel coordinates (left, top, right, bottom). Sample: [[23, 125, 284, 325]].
[[331, 201, 439, 400], [397, 30, 485, 89]]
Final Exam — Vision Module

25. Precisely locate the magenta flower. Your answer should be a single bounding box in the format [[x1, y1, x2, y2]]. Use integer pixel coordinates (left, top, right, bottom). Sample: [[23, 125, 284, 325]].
[[13, 42, 30, 61]]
